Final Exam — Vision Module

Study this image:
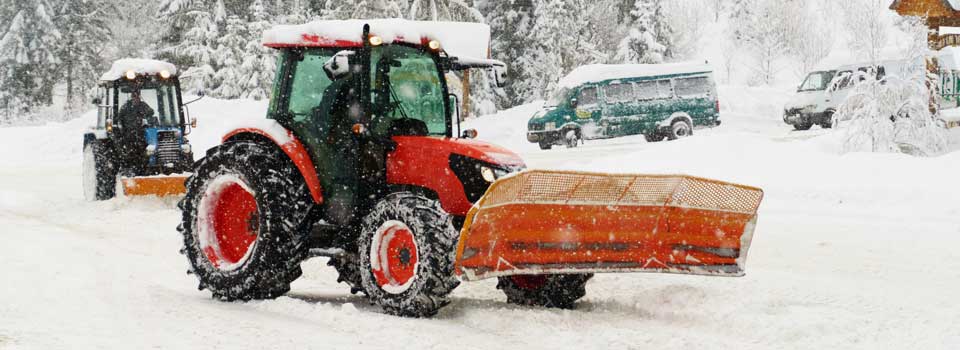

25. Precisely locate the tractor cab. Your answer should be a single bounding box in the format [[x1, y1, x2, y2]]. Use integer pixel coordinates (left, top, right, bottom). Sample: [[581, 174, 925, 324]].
[[83, 59, 196, 200]]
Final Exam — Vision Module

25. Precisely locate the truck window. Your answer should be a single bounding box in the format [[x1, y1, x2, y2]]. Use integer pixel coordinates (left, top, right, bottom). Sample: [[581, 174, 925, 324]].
[[675, 77, 711, 98], [603, 83, 633, 103], [578, 86, 598, 106], [635, 81, 657, 100]]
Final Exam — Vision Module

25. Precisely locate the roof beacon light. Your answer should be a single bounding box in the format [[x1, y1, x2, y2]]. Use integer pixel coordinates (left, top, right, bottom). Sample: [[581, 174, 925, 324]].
[[159, 70, 171, 79], [369, 35, 383, 46], [428, 40, 441, 51], [125, 70, 136, 80]]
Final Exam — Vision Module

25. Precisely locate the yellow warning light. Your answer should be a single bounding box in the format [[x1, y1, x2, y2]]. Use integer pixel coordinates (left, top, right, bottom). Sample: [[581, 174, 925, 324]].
[[125, 70, 136, 80], [428, 40, 441, 51], [159, 70, 171, 79], [369, 35, 383, 46]]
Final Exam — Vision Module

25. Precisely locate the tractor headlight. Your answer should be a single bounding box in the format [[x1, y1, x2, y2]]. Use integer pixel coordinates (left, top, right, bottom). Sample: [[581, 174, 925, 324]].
[[145, 145, 157, 155], [480, 166, 497, 183], [180, 143, 192, 154]]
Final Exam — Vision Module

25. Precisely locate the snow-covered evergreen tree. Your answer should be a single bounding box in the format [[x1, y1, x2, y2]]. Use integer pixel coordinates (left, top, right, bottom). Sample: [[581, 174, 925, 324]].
[[479, 0, 536, 108], [240, 0, 276, 101], [524, 0, 571, 100], [616, 0, 672, 64], [0, 0, 61, 117], [158, 0, 222, 94], [211, 15, 247, 99], [407, 0, 484, 22], [55, 0, 113, 112]]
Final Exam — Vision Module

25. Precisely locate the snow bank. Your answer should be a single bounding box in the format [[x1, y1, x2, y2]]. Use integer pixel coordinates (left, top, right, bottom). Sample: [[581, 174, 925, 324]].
[[557, 62, 712, 88], [99, 58, 177, 81], [262, 19, 491, 60]]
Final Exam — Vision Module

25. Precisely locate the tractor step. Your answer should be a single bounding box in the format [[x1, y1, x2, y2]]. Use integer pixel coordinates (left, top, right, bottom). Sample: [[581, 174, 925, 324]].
[[455, 170, 763, 281]]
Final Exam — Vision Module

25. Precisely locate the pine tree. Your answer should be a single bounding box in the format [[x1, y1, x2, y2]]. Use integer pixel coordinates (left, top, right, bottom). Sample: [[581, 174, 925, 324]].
[[158, 0, 222, 94], [407, 0, 484, 22], [55, 0, 114, 111], [524, 0, 570, 100], [240, 0, 276, 100], [346, 0, 405, 19], [0, 0, 61, 117], [616, 0, 673, 64], [211, 15, 247, 99]]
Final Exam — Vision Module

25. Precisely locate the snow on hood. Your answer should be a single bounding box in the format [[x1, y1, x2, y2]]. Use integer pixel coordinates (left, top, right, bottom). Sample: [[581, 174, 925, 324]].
[[100, 58, 177, 81], [558, 62, 712, 88], [262, 19, 491, 60], [784, 90, 822, 110]]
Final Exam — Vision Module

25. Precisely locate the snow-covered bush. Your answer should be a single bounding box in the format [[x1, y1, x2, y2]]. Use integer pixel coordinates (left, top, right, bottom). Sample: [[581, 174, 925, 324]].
[[836, 18, 947, 156]]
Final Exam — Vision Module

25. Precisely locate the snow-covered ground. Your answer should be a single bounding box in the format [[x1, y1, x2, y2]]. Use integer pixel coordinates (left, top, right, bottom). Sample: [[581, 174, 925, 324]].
[[2, 86, 960, 349]]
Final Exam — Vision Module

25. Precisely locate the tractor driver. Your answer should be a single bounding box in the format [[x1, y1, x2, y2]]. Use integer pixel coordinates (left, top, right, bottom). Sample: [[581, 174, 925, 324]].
[[320, 51, 363, 226], [117, 89, 155, 174]]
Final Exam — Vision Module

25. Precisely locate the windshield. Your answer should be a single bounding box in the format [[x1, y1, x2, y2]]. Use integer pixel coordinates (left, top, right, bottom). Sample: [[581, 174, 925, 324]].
[[370, 45, 447, 136], [117, 81, 181, 127], [798, 71, 836, 92], [545, 88, 572, 108]]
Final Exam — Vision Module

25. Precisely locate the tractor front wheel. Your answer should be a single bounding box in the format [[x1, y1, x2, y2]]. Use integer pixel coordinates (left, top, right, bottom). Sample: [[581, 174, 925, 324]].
[[358, 192, 460, 317], [178, 141, 312, 301], [497, 274, 593, 309]]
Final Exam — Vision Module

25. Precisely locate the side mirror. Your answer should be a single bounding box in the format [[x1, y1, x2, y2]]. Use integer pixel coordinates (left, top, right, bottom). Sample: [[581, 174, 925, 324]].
[[196, 89, 205, 97], [92, 97, 102, 105], [570, 98, 578, 108], [492, 64, 508, 88], [461, 129, 478, 139]]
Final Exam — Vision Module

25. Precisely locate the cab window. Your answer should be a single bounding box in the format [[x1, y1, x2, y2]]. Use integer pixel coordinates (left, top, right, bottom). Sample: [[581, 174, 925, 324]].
[[603, 83, 633, 103], [370, 45, 447, 136], [577, 86, 598, 106], [286, 49, 336, 122], [116, 82, 181, 127]]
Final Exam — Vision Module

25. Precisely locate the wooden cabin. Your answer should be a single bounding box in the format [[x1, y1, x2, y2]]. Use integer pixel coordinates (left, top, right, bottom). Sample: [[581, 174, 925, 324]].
[[890, 0, 960, 48]]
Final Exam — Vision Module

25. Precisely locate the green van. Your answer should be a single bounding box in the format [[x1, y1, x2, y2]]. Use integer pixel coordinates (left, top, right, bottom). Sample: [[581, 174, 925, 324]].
[[526, 63, 721, 149]]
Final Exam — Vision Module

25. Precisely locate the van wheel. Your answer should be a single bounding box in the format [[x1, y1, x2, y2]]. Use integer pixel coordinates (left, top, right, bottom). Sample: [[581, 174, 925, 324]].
[[793, 122, 813, 131], [820, 112, 835, 129], [644, 132, 663, 143], [538, 141, 553, 150], [563, 129, 580, 148], [667, 120, 693, 141]]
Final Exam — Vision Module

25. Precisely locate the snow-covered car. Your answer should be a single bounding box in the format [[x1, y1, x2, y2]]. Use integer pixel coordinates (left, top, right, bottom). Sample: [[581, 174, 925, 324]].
[[784, 62, 906, 130]]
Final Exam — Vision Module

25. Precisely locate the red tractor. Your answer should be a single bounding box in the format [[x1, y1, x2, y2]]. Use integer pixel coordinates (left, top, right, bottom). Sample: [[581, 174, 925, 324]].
[[178, 20, 764, 317]]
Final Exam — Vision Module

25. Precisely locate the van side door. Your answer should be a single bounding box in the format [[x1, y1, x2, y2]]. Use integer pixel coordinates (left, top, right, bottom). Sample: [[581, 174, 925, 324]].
[[573, 85, 602, 135], [633, 80, 666, 135], [673, 76, 715, 126], [600, 81, 640, 137]]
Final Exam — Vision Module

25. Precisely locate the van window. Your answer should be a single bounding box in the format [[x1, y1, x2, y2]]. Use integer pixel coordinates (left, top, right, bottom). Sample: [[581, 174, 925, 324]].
[[635, 81, 658, 100], [675, 77, 711, 98], [578, 86, 598, 106], [657, 80, 673, 98], [603, 83, 633, 102]]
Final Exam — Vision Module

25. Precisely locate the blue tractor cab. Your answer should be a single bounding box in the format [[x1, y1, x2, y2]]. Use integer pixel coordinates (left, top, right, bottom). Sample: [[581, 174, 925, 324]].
[[83, 59, 197, 200]]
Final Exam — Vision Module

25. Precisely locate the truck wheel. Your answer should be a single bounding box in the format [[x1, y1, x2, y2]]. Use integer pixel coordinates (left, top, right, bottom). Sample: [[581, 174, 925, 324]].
[[328, 253, 364, 295], [820, 112, 835, 129], [793, 122, 813, 131], [497, 274, 593, 309], [83, 141, 116, 201], [563, 129, 580, 148], [666, 120, 693, 141], [538, 141, 553, 150], [178, 141, 312, 301], [358, 192, 460, 317]]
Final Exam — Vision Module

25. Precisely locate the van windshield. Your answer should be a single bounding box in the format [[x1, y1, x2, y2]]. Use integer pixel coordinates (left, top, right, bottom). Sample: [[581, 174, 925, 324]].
[[798, 71, 836, 92], [545, 88, 572, 108]]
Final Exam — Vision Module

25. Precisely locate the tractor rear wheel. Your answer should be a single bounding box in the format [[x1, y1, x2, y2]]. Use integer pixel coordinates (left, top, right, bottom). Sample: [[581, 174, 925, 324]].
[[178, 141, 312, 301], [358, 192, 460, 317], [497, 274, 593, 309], [83, 141, 116, 201]]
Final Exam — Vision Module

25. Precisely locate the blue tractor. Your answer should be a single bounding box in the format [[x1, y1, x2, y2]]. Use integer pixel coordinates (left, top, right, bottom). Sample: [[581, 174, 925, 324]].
[[83, 59, 198, 200]]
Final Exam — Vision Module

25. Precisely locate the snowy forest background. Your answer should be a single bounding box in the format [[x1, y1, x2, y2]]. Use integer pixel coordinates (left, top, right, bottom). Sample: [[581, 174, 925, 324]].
[[0, 0, 910, 125]]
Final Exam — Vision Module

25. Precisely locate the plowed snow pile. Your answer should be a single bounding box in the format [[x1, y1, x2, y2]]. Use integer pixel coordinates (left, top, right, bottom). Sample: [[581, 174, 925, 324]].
[[1, 85, 959, 349]]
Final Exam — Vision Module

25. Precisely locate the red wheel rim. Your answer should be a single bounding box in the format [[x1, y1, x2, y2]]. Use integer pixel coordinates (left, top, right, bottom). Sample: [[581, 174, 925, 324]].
[[198, 176, 259, 270], [370, 221, 419, 294], [510, 275, 548, 290]]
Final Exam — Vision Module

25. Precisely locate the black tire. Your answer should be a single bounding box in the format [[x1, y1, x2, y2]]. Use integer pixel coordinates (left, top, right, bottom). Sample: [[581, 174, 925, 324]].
[[820, 112, 835, 129], [178, 141, 313, 301], [358, 192, 460, 317], [562, 128, 580, 148], [644, 132, 663, 143], [666, 119, 693, 141], [497, 274, 593, 309], [793, 122, 813, 131], [328, 253, 364, 295], [83, 141, 117, 201], [538, 141, 553, 150]]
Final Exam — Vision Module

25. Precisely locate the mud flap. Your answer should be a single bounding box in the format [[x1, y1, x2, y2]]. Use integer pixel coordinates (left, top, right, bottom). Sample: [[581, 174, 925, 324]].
[[454, 170, 764, 281], [120, 175, 189, 197]]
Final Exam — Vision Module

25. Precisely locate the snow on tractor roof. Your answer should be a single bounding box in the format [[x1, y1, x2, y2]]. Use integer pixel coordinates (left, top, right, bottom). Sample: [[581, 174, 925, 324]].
[[262, 19, 491, 60], [100, 58, 177, 81], [558, 62, 713, 88]]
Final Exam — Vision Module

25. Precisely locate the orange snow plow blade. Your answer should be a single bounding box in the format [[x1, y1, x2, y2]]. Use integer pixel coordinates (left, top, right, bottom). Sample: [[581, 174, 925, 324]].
[[455, 170, 763, 281], [120, 175, 188, 197]]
